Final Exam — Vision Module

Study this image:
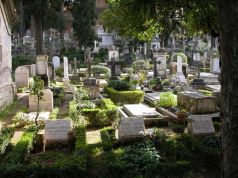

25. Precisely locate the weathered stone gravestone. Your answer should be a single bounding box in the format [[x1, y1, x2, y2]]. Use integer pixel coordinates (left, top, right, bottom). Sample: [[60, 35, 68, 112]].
[[153, 52, 167, 78], [210, 58, 220, 74], [108, 47, 121, 76], [52, 56, 60, 68], [15, 66, 29, 88], [83, 78, 100, 98], [118, 117, 145, 141], [45, 119, 72, 144], [29, 89, 53, 112], [188, 115, 215, 136], [31, 64, 36, 77], [36, 55, 49, 87], [177, 91, 217, 114], [63, 57, 69, 80]]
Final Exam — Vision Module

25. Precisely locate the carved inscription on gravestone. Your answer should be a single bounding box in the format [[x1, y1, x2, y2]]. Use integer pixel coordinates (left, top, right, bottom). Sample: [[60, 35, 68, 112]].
[[118, 117, 145, 141], [45, 120, 71, 141], [188, 115, 215, 136]]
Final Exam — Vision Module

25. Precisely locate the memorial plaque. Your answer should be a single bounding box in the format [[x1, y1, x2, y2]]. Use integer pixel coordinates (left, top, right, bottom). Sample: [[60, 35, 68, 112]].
[[45, 120, 71, 141], [118, 117, 145, 141], [188, 115, 215, 136]]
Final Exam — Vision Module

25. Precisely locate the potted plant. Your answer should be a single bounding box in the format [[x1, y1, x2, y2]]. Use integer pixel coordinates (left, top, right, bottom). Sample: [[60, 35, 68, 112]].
[[176, 109, 188, 124]]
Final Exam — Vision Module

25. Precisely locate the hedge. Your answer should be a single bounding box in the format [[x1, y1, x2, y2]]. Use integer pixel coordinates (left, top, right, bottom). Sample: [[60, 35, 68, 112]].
[[104, 87, 144, 105], [100, 126, 115, 150], [0, 127, 15, 155], [80, 99, 119, 127]]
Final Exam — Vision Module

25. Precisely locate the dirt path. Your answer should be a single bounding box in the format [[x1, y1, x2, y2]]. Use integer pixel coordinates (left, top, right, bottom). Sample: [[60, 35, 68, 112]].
[[10, 131, 23, 145]]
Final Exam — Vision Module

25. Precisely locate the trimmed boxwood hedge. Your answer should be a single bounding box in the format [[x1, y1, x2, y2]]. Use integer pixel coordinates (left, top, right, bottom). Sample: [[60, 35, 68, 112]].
[[0, 127, 15, 155], [104, 87, 144, 105]]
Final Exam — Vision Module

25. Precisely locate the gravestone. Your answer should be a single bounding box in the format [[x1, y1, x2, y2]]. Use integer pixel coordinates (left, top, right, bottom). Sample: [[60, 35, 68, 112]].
[[63, 57, 69, 80], [52, 56, 60, 68], [108, 47, 121, 76], [210, 58, 220, 74], [188, 115, 215, 136], [123, 104, 160, 118], [48, 65, 53, 79], [45, 119, 72, 144], [15, 66, 29, 88], [177, 91, 217, 114], [36, 55, 49, 87], [31, 64, 36, 77], [83, 78, 100, 98], [153, 52, 167, 78], [118, 117, 145, 141], [29, 89, 53, 112], [171, 56, 188, 86]]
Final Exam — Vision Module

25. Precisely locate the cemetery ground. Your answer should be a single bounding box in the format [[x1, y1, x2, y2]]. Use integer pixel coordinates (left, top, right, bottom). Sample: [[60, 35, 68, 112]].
[[0, 54, 222, 178]]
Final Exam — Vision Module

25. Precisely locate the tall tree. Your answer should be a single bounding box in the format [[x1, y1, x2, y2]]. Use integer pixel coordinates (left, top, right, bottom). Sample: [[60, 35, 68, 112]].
[[71, 0, 96, 48], [218, 0, 238, 177]]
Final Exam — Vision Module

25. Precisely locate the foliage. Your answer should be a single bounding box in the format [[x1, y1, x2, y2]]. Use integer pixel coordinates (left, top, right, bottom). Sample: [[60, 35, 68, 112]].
[[49, 108, 59, 120], [78, 101, 96, 110], [69, 101, 86, 125], [161, 79, 171, 86], [101, 98, 117, 110], [0, 100, 22, 121], [91, 65, 111, 79], [172, 53, 188, 63], [74, 89, 90, 101], [100, 127, 115, 150], [75, 125, 87, 152], [3, 126, 36, 164], [52, 86, 65, 106], [12, 55, 34, 71], [105, 87, 144, 105], [108, 80, 130, 91], [93, 48, 108, 63], [0, 127, 15, 155], [156, 92, 177, 108], [55, 67, 64, 78], [107, 141, 161, 177], [71, 0, 96, 47], [132, 60, 150, 71]]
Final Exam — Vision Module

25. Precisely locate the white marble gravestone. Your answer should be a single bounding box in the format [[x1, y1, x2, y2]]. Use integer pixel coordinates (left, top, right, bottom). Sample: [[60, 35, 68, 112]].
[[154, 52, 167, 77], [31, 64, 36, 76], [52, 56, 60, 68], [15, 66, 29, 88], [123, 104, 160, 118], [118, 117, 145, 141], [45, 119, 71, 141], [210, 58, 220, 74], [193, 53, 200, 62], [63, 57, 69, 80], [29, 89, 53, 112], [188, 115, 215, 136], [177, 56, 183, 73]]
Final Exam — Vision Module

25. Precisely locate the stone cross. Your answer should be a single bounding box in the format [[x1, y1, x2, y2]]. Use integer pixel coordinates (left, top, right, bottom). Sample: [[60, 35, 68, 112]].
[[177, 56, 183, 73], [63, 57, 69, 80], [138, 45, 143, 52]]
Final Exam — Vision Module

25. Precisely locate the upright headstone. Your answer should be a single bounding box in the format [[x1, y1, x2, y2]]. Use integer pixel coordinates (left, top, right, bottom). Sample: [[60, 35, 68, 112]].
[[15, 66, 29, 88], [52, 56, 60, 69], [153, 51, 167, 78], [118, 117, 145, 141], [29, 89, 53, 112], [188, 115, 215, 136], [210, 58, 220, 74], [63, 57, 69, 80], [177, 56, 183, 73], [31, 64, 36, 77], [45, 119, 72, 144], [36, 55, 49, 87]]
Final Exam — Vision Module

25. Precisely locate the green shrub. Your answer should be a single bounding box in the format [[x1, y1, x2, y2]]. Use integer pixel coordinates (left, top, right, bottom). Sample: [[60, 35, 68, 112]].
[[49, 108, 59, 120], [105, 87, 144, 105], [101, 98, 117, 110], [3, 126, 36, 164], [75, 125, 87, 152], [78, 101, 96, 109], [156, 92, 177, 108], [100, 127, 115, 150], [52, 87, 65, 106], [108, 80, 130, 91], [0, 127, 15, 155], [91, 65, 111, 79], [108, 141, 161, 177], [55, 67, 64, 78]]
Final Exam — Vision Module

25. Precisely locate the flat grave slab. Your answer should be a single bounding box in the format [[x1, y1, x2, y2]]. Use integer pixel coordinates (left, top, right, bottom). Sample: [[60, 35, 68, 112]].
[[188, 115, 215, 136], [123, 104, 160, 118]]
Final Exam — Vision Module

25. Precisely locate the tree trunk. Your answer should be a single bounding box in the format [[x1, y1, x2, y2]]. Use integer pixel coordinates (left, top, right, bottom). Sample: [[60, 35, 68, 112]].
[[35, 17, 43, 55], [219, 0, 238, 177], [19, 0, 24, 38]]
